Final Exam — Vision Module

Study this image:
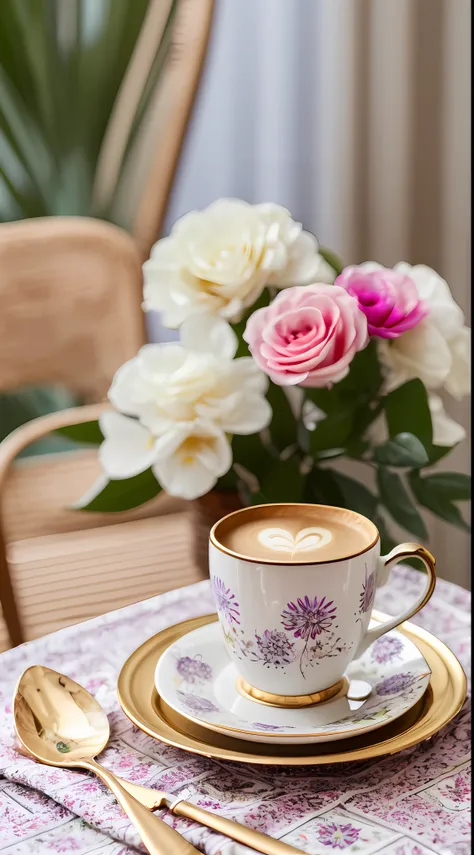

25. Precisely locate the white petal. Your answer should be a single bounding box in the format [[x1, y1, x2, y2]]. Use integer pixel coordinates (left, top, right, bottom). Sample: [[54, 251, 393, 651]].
[[306, 253, 337, 285], [70, 474, 110, 509], [154, 457, 218, 500], [429, 394, 466, 446], [226, 358, 269, 394], [380, 320, 452, 390], [357, 261, 385, 273], [135, 405, 181, 436], [108, 359, 144, 415], [153, 429, 232, 500], [195, 431, 233, 475], [153, 423, 193, 460], [180, 316, 237, 360], [219, 394, 272, 435], [395, 263, 465, 338], [98, 412, 157, 479], [445, 327, 471, 399], [268, 232, 325, 287], [302, 400, 327, 431]]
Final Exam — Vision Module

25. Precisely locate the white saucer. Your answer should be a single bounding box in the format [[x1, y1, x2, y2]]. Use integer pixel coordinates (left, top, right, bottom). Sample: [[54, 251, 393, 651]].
[[155, 620, 431, 745]]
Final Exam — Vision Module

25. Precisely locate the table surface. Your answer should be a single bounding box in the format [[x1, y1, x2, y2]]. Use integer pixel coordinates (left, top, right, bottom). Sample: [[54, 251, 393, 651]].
[[0, 565, 470, 855]]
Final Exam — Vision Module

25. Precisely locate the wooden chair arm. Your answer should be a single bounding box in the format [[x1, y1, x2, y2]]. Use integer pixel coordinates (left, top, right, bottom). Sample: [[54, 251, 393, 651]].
[[0, 403, 109, 493]]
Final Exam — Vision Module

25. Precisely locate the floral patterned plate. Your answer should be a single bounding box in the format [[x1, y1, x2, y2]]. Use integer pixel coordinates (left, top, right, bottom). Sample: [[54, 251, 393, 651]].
[[154, 620, 431, 744]]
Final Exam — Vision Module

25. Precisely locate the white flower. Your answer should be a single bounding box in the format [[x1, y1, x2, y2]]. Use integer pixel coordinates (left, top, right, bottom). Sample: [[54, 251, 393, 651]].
[[153, 421, 233, 500], [142, 198, 328, 327], [253, 203, 335, 287], [97, 413, 232, 500], [379, 263, 470, 398], [96, 317, 271, 500], [428, 394, 466, 447]]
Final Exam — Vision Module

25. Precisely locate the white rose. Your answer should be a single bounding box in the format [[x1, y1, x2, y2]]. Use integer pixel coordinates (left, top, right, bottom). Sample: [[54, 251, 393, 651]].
[[379, 263, 470, 398], [87, 317, 271, 501], [142, 198, 328, 327], [428, 394, 466, 447]]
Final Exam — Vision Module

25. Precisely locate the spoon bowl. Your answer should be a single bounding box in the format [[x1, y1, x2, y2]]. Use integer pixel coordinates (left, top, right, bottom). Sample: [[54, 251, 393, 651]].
[[14, 665, 199, 854], [14, 666, 109, 766]]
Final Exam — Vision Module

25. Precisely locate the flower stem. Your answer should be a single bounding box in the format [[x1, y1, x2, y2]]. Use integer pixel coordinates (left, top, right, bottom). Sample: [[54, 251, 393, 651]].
[[299, 635, 310, 677]]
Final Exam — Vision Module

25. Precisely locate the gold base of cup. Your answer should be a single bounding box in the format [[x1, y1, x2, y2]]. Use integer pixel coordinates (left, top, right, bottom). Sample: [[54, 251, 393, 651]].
[[236, 676, 348, 708]]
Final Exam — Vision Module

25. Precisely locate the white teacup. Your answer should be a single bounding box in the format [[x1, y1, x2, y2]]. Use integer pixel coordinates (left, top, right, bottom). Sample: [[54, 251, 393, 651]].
[[209, 503, 436, 704]]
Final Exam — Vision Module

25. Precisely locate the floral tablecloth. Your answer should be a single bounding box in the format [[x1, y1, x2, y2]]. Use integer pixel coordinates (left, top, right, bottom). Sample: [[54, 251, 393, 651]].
[[0, 565, 470, 855]]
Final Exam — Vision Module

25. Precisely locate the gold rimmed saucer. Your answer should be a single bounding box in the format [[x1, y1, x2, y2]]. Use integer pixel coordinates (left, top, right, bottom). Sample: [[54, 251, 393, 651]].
[[117, 610, 466, 766]]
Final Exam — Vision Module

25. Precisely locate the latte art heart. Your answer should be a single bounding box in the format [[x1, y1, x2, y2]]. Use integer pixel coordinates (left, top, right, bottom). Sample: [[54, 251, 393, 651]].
[[258, 526, 333, 557]]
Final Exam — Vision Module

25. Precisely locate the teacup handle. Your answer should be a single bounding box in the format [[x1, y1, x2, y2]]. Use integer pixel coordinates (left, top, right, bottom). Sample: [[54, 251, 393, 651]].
[[355, 543, 436, 658]]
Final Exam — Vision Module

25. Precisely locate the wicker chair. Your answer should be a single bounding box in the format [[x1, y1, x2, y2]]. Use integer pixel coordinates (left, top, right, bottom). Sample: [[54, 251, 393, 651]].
[[0, 221, 189, 651], [0, 0, 215, 650]]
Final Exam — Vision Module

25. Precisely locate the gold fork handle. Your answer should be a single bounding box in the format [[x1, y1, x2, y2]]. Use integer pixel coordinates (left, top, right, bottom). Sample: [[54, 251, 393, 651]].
[[172, 799, 303, 855], [82, 759, 199, 855]]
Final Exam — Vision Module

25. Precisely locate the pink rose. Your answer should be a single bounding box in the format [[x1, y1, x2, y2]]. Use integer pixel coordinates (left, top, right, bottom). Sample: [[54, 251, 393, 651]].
[[335, 263, 427, 338], [243, 284, 368, 387]]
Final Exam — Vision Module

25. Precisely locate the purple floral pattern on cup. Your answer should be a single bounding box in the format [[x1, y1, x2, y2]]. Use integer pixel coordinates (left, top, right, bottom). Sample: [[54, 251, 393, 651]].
[[359, 566, 376, 614], [371, 634, 404, 664], [375, 672, 416, 696], [252, 630, 296, 668], [281, 595, 338, 677], [282, 596, 337, 640], [211, 576, 240, 625], [317, 820, 361, 848]]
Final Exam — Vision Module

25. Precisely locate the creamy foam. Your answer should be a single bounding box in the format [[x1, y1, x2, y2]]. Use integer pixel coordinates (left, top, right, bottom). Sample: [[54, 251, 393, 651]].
[[214, 506, 376, 563]]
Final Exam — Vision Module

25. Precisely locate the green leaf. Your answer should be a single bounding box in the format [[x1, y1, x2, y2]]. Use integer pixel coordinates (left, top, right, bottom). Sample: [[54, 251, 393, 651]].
[[425, 444, 457, 466], [305, 467, 344, 507], [315, 447, 346, 461], [309, 410, 353, 454], [318, 246, 344, 276], [345, 438, 371, 459], [383, 378, 433, 447], [0, 0, 161, 221], [305, 341, 383, 417], [377, 467, 428, 540], [257, 457, 305, 503], [56, 420, 103, 445], [304, 387, 337, 415], [336, 340, 383, 398], [414, 472, 471, 501], [297, 420, 311, 454], [0, 386, 80, 456], [409, 472, 471, 532], [266, 384, 296, 452], [330, 471, 378, 519], [374, 433, 429, 467], [248, 490, 270, 506], [215, 467, 239, 491], [231, 433, 275, 481], [76, 469, 162, 512]]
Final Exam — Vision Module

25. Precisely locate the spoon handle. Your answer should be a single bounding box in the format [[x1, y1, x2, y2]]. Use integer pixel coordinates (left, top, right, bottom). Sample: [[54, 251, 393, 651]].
[[82, 759, 199, 855]]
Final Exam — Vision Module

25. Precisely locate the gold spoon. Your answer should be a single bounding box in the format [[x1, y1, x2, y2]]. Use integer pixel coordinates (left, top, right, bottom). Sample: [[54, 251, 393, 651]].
[[14, 666, 199, 855]]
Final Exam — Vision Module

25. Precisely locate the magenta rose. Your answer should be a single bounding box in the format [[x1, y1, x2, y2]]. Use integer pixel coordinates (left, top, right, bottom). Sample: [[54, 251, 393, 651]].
[[243, 284, 368, 387], [335, 263, 427, 339]]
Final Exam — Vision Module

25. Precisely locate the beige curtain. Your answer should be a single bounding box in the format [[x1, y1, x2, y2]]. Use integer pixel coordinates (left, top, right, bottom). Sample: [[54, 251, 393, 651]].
[[341, 0, 471, 588]]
